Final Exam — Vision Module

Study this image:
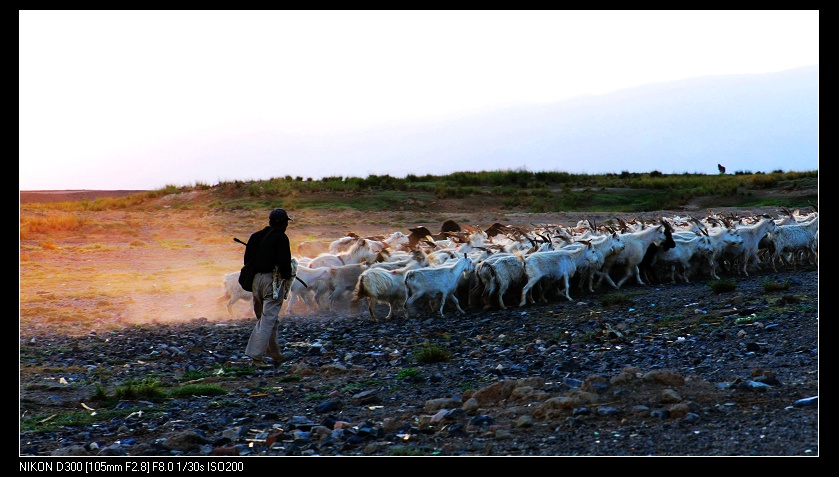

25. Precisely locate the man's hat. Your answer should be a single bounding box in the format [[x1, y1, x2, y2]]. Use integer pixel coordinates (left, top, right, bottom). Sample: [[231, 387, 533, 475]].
[[269, 208, 293, 223]]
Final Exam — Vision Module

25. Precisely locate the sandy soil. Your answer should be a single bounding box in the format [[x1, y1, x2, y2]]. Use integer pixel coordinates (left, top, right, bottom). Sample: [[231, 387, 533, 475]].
[[20, 189, 792, 336]]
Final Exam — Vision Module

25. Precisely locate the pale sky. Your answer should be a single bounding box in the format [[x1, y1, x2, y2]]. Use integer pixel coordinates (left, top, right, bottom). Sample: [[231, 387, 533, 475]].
[[19, 10, 819, 191]]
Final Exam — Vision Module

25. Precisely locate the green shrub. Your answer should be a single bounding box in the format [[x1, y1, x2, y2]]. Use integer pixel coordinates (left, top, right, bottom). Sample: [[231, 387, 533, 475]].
[[91, 384, 109, 401], [113, 378, 165, 401], [414, 344, 452, 364], [278, 375, 303, 382], [762, 279, 791, 292], [396, 368, 421, 380], [709, 279, 737, 294]]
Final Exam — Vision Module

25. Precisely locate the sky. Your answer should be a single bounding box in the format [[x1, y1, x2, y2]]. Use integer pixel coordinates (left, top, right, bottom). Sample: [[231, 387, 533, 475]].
[[19, 10, 819, 191]]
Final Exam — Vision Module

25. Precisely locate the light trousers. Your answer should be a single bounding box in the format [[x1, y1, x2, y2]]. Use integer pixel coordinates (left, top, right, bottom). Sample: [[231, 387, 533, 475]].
[[245, 272, 285, 360]]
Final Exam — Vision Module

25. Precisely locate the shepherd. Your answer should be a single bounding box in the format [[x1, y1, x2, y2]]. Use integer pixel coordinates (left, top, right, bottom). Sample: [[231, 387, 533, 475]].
[[242, 208, 295, 368]]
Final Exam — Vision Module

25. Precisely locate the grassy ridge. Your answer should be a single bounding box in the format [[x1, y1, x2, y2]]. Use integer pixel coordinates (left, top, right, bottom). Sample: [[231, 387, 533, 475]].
[[21, 169, 818, 218]]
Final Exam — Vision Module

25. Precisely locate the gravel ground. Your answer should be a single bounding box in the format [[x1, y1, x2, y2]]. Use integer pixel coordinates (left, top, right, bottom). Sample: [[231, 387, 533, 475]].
[[20, 265, 818, 457]]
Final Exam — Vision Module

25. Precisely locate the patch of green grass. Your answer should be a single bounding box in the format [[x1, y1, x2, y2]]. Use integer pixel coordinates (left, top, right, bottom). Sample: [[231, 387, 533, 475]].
[[277, 375, 303, 383], [112, 378, 166, 401], [248, 385, 273, 393], [167, 383, 228, 398], [180, 369, 214, 382], [414, 344, 452, 364], [342, 383, 365, 394], [212, 364, 275, 378], [762, 279, 791, 293], [735, 314, 758, 324], [709, 278, 737, 294], [88, 368, 115, 379], [304, 393, 329, 402], [341, 379, 382, 393], [91, 384, 110, 402], [21, 407, 167, 433], [91, 376, 214, 406], [207, 399, 243, 409], [396, 368, 421, 380]]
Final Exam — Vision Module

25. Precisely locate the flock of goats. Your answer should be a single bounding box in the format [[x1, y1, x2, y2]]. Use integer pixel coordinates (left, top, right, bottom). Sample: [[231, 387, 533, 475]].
[[221, 207, 818, 322]]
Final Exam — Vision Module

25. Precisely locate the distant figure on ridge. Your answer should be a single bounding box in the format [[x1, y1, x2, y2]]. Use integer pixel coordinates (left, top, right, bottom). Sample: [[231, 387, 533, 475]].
[[718, 164, 726, 174]]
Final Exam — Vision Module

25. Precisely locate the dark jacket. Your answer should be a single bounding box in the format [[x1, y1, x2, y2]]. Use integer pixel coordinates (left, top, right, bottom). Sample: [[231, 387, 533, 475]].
[[244, 226, 293, 279]]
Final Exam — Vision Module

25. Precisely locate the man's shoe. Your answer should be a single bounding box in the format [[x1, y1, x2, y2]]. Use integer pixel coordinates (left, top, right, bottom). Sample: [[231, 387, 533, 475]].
[[250, 357, 273, 368]]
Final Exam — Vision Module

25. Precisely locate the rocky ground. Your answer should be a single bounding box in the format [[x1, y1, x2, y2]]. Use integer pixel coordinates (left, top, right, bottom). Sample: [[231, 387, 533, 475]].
[[20, 266, 818, 457], [20, 190, 819, 458]]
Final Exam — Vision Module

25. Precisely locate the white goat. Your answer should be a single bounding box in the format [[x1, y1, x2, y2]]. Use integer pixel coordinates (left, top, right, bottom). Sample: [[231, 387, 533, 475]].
[[472, 252, 526, 310], [774, 208, 818, 226], [730, 216, 779, 276], [404, 254, 475, 318], [598, 221, 675, 289], [446, 246, 491, 304], [701, 224, 744, 279], [427, 249, 460, 266], [218, 271, 253, 317], [382, 231, 411, 251], [426, 241, 480, 266], [221, 267, 332, 317], [574, 233, 625, 292], [329, 233, 361, 254], [369, 249, 422, 270], [322, 263, 369, 311], [309, 238, 379, 269], [284, 265, 332, 315], [767, 216, 818, 271], [519, 243, 600, 306], [352, 250, 430, 321], [650, 231, 716, 283]]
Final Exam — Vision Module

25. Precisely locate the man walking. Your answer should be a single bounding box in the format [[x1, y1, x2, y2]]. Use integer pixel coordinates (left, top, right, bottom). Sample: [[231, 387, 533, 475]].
[[243, 208, 294, 367]]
